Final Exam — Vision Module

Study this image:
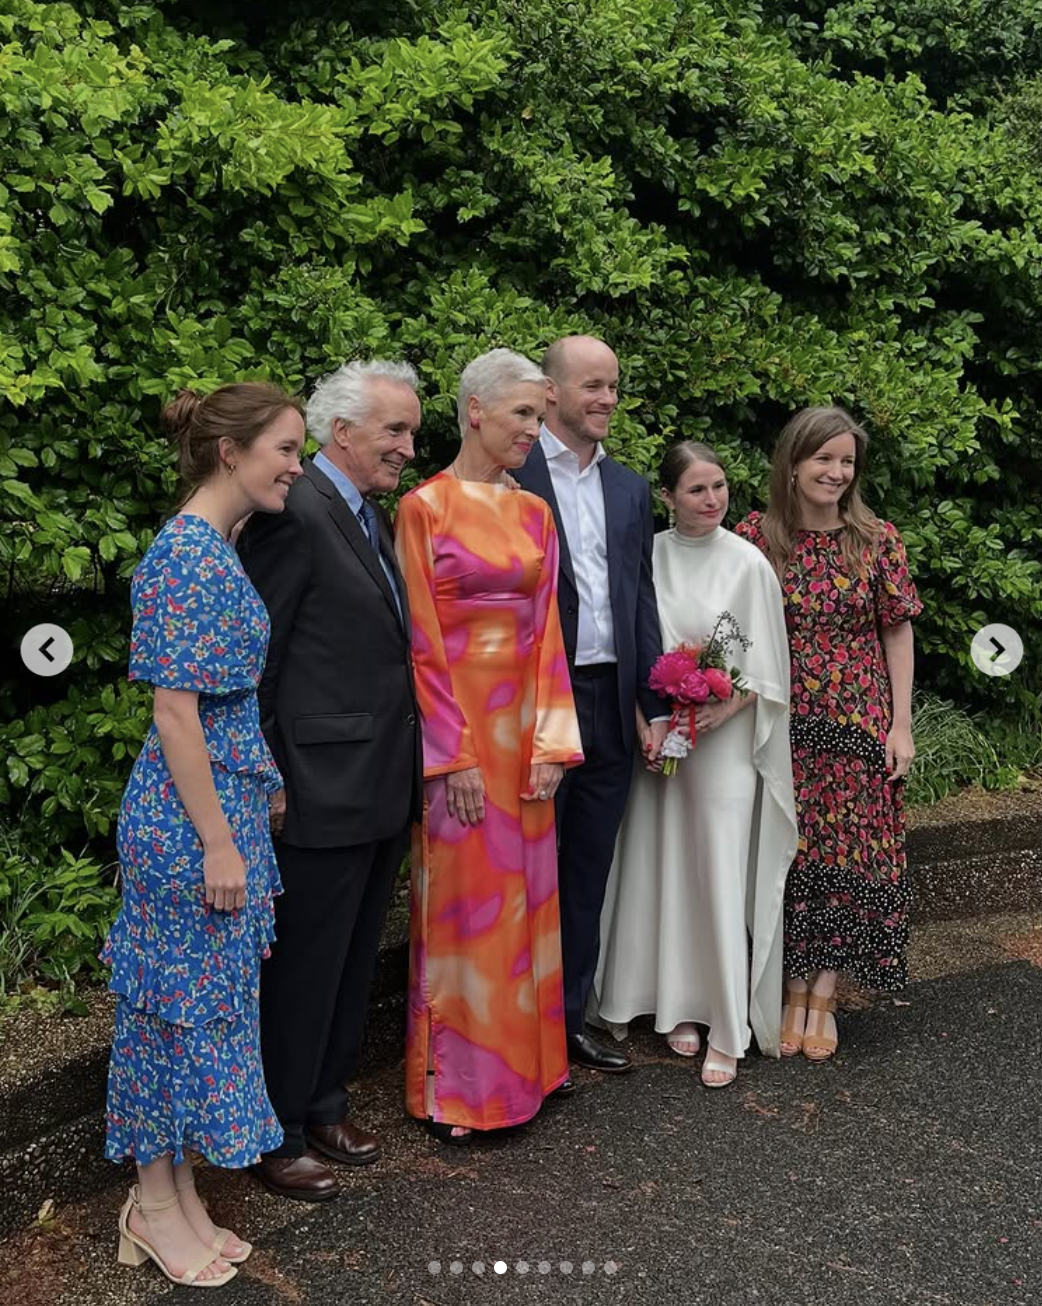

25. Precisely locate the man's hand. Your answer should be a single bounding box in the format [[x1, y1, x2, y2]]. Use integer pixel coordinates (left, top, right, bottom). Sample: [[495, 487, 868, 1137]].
[[268, 787, 287, 839]]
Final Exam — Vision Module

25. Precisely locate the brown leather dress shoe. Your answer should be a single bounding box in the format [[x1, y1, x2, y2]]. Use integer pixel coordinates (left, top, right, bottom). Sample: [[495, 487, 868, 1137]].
[[306, 1121, 380, 1167], [251, 1154, 339, 1203]]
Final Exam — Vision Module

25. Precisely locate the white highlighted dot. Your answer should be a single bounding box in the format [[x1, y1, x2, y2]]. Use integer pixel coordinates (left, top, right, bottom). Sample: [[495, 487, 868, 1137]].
[[494, 1260, 508, 1275]]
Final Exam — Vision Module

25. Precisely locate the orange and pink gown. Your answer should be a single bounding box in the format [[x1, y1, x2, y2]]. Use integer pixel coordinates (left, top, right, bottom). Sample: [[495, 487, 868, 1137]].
[[395, 474, 583, 1131]]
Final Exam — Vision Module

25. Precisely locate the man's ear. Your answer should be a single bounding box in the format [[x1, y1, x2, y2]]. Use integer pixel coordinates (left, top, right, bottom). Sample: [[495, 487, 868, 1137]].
[[332, 416, 351, 448], [544, 376, 560, 407]]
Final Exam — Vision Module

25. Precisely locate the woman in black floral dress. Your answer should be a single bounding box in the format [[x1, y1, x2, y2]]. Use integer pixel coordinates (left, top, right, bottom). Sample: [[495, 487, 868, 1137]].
[[735, 406, 921, 1061]]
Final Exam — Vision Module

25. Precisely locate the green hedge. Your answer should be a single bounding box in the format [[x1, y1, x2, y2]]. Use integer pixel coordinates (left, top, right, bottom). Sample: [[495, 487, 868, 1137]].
[[2, 0, 1040, 916]]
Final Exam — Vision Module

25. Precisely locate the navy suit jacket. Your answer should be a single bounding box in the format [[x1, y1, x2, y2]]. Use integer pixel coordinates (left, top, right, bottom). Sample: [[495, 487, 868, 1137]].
[[515, 440, 663, 748]]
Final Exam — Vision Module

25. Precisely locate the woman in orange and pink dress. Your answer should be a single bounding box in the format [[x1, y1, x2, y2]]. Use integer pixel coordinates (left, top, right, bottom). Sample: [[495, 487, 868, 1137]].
[[395, 349, 583, 1143]]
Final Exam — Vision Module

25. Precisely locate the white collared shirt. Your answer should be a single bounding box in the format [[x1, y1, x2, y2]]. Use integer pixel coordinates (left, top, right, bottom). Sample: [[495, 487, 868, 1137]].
[[540, 424, 616, 665]]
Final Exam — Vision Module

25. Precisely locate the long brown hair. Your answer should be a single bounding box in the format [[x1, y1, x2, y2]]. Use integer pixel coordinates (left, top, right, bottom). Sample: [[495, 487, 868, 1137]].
[[161, 382, 304, 505], [761, 406, 881, 579]]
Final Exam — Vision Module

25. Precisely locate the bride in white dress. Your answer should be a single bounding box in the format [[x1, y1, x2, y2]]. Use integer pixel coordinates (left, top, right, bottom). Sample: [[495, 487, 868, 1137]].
[[592, 442, 797, 1088]]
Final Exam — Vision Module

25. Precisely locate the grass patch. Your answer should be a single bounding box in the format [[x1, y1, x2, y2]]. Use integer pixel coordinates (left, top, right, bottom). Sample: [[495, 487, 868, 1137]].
[[907, 691, 1039, 807]]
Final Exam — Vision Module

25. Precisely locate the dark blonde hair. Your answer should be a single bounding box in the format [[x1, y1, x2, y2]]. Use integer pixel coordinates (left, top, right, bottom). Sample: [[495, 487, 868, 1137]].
[[761, 405, 881, 579], [161, 382, 304, 499], [660, 440, 724, 494]]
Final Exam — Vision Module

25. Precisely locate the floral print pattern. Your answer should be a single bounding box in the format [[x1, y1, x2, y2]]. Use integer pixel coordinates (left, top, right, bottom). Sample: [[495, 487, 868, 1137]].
[[735, 513, 922, 990], [102, 514, 284, 1166]]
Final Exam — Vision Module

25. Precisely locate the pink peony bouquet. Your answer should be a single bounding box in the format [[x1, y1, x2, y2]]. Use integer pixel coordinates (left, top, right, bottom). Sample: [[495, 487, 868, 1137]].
[[647, 611, 751, 774]]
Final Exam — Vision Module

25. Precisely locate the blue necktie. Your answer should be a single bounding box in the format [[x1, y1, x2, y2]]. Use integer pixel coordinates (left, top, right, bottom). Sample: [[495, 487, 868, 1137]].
[[358, 498, 403, 619], [358, 499, 381, 554]]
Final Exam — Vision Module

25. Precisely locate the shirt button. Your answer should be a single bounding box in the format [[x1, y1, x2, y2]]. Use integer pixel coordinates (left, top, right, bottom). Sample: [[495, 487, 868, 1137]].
[[406, 713, 416, 726]]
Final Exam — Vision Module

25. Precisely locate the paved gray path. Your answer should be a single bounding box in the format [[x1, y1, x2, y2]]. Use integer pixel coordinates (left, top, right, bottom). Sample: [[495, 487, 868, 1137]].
[[6, 962, 1040, 1306]]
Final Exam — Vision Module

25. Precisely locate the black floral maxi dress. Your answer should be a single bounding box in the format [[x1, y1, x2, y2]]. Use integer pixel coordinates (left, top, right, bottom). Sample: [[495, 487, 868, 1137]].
[[735, 513, 922, 990]]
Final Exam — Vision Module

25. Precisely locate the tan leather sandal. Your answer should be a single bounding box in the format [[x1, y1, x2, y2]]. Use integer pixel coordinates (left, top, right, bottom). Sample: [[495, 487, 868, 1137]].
[[174, 1168, 252, 1265], [780, 985, 808, 1057], [117, 1186, 237, 1288], [803, 992, 838, 1062]]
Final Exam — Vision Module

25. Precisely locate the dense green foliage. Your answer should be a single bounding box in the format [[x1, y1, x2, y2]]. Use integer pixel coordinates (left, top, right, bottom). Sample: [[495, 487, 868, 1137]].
[[1, 0, 1040, 991]]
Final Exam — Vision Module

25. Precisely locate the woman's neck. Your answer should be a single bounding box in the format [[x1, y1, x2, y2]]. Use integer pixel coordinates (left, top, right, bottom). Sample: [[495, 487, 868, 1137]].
[[797, 500, 843, 531], [448, 451, 506, 484], [180, 485, 242, 539]]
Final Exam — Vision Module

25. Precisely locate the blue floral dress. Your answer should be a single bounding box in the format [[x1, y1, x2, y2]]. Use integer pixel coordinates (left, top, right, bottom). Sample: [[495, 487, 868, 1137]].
[[102, 514, 285, 1167]]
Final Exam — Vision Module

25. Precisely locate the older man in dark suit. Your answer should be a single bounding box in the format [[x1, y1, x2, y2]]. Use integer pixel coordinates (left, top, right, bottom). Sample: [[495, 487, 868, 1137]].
[[514, 335, 665, 1075], [239, 360, 422, 1200]]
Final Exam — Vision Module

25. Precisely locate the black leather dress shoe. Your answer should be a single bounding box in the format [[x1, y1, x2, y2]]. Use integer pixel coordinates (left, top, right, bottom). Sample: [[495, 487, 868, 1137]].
[[306, 1121, 380, 1166], [251, 1154, 339, 1202], [567, 1033, 633, 1073]]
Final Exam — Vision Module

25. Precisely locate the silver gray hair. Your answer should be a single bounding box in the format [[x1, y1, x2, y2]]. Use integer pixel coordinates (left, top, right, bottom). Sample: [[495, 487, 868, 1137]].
[[456, 348, 546, 436], [307, 359, 419, 446]]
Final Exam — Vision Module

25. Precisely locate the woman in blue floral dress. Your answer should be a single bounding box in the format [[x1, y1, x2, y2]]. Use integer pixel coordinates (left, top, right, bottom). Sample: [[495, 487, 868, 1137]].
[[103, 382, 304, 1288], [736, 406, 921, 1065]]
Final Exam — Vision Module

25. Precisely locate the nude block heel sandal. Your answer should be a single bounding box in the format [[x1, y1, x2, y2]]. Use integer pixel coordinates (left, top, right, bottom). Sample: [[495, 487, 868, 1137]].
[[117, 1186, 237, 1288]]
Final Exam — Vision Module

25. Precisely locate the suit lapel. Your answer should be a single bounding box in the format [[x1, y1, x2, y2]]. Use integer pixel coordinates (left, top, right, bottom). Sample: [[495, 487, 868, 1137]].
[[600, 456, 628, 605], [524, 443, 578, 595], [304, 461, 403, 626]]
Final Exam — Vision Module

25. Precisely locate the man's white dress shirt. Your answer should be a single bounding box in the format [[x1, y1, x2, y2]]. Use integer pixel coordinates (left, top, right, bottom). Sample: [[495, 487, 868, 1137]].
[[539, 424, 616, 666]]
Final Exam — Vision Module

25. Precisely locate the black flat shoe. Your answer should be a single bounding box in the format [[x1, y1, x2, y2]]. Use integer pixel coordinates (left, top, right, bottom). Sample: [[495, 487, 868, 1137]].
[[567, 1033, 633, 1074], [551, 1077, 577, 1098], [425, 1119, 472, 1146]]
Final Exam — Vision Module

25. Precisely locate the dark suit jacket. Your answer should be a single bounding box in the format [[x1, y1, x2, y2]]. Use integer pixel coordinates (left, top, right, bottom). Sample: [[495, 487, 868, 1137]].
[[238, 459, 421, 848], [514, 440, 662, 747]]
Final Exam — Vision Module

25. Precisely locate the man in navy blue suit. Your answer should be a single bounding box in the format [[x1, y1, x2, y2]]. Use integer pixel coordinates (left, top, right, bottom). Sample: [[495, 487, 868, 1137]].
[[515, 335, 665, 1073]]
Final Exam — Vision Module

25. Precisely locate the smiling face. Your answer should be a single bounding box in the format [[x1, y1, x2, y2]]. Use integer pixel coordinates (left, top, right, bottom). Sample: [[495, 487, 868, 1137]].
[[663, 457, 729, 537], [332, 377, 420, 495], [222, 406, 305, 514], [794, 432, 857, 519], [546, 338, 620, 449], [468, 380, 547, 470]]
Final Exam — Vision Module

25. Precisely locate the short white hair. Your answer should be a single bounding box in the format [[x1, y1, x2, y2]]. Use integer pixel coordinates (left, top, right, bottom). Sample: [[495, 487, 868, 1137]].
[[456, 348, 545, 436], [307, 359, 419, 446]]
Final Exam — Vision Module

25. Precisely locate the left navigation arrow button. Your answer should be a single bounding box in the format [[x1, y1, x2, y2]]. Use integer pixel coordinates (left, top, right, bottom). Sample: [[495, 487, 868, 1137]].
[[20, 624, 74, 677]]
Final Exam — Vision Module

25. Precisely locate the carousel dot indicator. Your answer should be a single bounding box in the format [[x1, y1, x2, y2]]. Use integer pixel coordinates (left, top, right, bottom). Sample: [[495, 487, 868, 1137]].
[[494, 1261, 508, 1275], [428, 1261, 441, 1275], [450, 1261, 464, 1275]]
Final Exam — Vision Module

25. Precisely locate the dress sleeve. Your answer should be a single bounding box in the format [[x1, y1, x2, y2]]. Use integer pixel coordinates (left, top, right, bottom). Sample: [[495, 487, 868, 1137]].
[[732, 511, 763, 550], [874, 521, 923, 628], [394, 489, 480, 777], [531, 506, 584, 768], [129, 526, 247, 694]]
